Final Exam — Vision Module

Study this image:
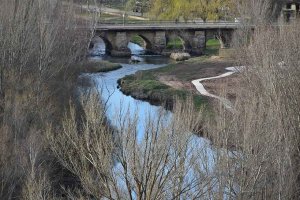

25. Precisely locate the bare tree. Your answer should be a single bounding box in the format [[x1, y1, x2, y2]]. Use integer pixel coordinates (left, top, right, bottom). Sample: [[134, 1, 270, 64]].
[[48, 93, 234, 199], [1, 0, 299, 199], [206, 18, 300, 200], [234, 0, 285, 24], [0, 0, 91, 199]]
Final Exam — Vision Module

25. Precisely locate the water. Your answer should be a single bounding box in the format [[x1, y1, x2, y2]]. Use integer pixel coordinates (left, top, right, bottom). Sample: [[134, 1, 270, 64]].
[[87, 55, 220, 198], [86, 37, 210, 142], [88, 36, 146, 56], [84, 40, 239, 198], [89, 56, 171, 141], [127, 42, 145, 55], [87, 39, 217, 159], [89, 37, 106, 56]]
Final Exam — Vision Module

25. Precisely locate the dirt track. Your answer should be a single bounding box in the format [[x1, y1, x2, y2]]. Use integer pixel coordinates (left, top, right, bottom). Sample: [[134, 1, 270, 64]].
[[154, 57, 242, 99]]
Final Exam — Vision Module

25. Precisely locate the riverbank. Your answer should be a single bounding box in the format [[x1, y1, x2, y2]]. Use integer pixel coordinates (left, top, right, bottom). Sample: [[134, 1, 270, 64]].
[[118, 56, 237, 109], [79, 60, 122, 73]]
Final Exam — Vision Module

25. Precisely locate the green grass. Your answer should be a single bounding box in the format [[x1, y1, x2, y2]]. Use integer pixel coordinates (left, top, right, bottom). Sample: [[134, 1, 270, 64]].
[[186, 55, 211, 63], [130, 35, 145, 46], [167, 38, 184, 49], [118, 39, 225, 110], [119, 70, 206, 109], [206, 39, 220, 47], [205, 39, 220, 56], [149, 63, 177, 73], [81, 61, 122, 73]]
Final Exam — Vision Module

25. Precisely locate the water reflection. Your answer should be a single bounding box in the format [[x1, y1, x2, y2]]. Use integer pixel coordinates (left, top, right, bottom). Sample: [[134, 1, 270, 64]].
[[86, 57, 222, 196], [89, 37, 146, 56], [85, 37, 171, 140], [87, 38, 169, 139], [128, 42, 145, 55], [90, 59, 170, 141], [82, 39, 238, 197], [89, 37, 106, 56]]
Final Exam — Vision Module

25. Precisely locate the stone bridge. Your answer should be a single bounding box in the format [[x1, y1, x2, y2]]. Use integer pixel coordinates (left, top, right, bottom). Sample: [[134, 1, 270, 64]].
[[94, 22, 240, 56]]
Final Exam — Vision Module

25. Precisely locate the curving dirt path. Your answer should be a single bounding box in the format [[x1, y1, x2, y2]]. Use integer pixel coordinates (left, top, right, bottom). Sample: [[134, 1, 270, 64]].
[[192, 67, 243, 110]]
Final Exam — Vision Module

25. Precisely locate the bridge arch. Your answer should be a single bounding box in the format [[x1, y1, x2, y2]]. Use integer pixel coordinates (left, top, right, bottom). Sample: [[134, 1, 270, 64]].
[[99, 36, 113, 54], [166, 34, 192, 52], [128, 33, 153, 54], [89, 36, 113, 55]]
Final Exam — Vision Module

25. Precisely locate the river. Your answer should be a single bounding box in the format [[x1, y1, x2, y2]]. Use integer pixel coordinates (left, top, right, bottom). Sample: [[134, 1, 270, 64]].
[[89, 55, 171, 141], [87, 39, 175, 141], [84, 39, 237, 198]]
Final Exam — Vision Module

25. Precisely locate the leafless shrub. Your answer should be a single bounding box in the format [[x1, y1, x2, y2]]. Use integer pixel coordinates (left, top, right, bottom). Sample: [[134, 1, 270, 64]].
[[48, 92, 237, 199], [205, 21, 300, 200], [0, 0, 91, 199], [234, 0, 284, 25], [47, 91, 114, 199]]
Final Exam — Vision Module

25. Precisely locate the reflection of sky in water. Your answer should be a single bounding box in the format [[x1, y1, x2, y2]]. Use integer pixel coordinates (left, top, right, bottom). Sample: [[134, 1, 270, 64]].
[[128, 42, 145, 55], [83, 55, 240, 198], [89, 40, 106, 56], [90, 62, 221, 197], [91, 63, 168, 142], [84, 37, 241, 197]]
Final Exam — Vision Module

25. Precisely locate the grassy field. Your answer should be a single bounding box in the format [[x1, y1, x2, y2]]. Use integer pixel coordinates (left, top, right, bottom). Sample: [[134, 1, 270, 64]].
[[165, 38, 219, 52]]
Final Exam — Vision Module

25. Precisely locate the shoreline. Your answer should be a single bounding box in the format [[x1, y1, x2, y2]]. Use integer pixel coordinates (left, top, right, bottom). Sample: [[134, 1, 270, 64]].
[[80, 60, 122, 73], [117, 56, 236, 110]]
